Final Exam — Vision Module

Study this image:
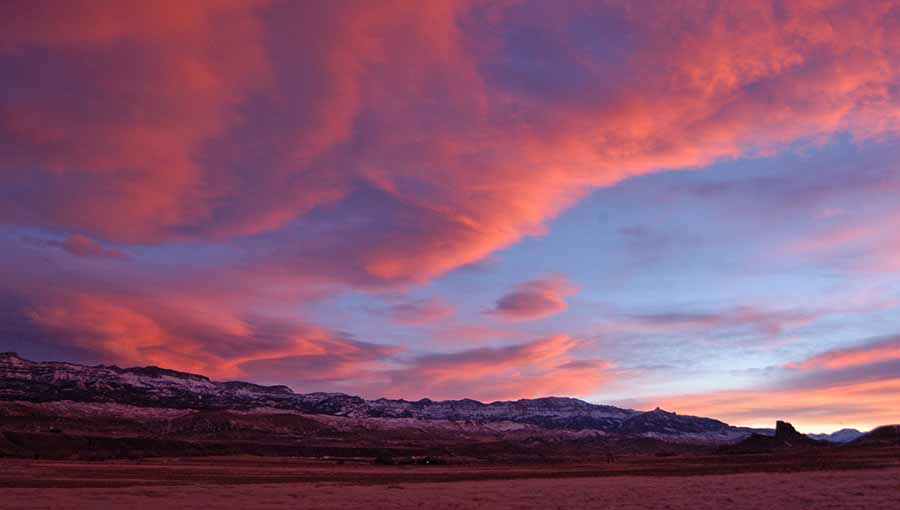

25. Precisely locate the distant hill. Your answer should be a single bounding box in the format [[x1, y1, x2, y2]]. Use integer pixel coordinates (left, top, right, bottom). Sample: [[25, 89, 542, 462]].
[[808, 428, 864, 443], [849, 425, 900, 447]]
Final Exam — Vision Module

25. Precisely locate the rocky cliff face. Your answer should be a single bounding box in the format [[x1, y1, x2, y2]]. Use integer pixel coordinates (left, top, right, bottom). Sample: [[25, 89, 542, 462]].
[[0, 352, 756, 442], [774, 420, 821, 446]]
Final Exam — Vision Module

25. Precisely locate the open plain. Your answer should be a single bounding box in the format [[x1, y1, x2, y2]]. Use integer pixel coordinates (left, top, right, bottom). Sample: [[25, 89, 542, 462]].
[[2, 449, 899, 510]]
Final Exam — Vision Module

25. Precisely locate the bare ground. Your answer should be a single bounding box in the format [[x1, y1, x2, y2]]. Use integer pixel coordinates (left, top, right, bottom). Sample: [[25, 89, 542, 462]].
[[1, 451, 899, 509]]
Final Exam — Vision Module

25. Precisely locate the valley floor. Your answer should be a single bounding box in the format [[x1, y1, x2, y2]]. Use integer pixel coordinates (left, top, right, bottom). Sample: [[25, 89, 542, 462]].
[[1, 452, 900, 509]]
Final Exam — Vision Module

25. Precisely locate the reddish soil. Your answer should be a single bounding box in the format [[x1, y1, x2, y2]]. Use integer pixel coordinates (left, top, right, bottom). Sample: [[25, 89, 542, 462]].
[[0, 448, 899, 509]]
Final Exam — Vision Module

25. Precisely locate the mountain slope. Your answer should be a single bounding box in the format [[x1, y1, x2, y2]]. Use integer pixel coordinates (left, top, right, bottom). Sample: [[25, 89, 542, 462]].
[[849, 425, 900, 447]]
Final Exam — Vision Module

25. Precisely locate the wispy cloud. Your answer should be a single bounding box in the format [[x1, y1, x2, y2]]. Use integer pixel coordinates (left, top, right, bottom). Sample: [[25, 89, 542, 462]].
[[377, 297, 455, 325], [382, 335, 612, 401]]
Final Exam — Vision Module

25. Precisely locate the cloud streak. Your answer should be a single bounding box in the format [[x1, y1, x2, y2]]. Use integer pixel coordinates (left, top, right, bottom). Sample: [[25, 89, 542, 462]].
[[382, 335, 611, 402], [647, 335, 900, 430], [787, 336, 900, 371], [626, 307, 820, 338], [384, 298, 455, 325]]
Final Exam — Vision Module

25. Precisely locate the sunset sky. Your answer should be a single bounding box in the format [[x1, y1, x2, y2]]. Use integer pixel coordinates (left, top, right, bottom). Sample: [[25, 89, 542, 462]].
[[3, 0, 900, 433]]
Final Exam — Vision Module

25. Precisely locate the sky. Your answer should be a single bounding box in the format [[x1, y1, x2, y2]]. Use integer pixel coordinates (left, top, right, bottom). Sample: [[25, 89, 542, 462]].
[[2, 0, 900, 433]]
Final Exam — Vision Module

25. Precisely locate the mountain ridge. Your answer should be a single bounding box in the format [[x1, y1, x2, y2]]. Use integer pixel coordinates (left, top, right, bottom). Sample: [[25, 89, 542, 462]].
[[1, 352, 764, 442]]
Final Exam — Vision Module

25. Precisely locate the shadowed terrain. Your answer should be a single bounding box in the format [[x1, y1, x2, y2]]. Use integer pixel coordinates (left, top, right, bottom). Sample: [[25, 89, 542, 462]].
[[2, 353, 900, 509]]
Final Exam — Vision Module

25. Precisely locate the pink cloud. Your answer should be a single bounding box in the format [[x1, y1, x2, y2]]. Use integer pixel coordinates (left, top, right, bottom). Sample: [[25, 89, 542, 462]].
[[21, 234, 127, 260], [3, 1, 900, 414], [786, 336, 900, 371], [21, 289, 400, 388], [382, 335, 612, 401], [0, 0, 273, 242], [642, 335, 900, 430], [653, 379, 900, 432], [2, 257, 604, 399], [787, 215, 900, 273], [487, 275, 577, 321], [58, 235, 127, 260], [2, 1, 900, 287]]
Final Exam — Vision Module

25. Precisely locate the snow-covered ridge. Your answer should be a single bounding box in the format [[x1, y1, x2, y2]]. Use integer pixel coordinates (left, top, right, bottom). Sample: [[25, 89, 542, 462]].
[[0, 352, 757, 442]]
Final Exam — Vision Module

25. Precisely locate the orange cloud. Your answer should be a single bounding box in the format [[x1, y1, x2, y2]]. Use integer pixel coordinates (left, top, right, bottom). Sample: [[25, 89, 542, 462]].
[[487, 275, 577, 321]]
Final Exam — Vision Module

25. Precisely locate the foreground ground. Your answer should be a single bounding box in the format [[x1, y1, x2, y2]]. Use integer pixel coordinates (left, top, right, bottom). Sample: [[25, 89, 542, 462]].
[[1, 450, 899, 509]]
